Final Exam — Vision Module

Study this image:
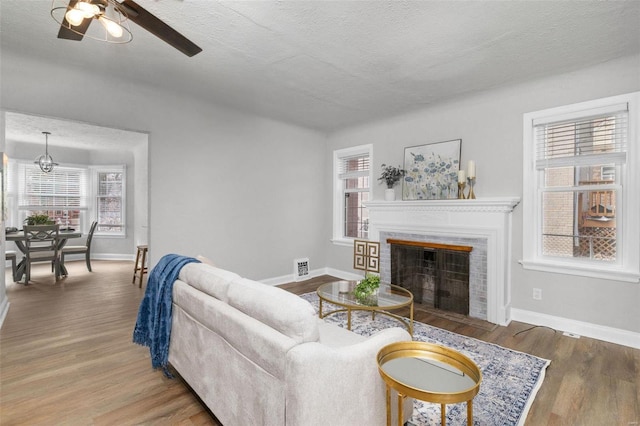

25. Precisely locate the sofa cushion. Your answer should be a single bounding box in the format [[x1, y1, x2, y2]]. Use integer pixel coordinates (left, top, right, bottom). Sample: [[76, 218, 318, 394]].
[[316, 319, 366, 348], [227, 278, 319, 344], [178, 263, 240, 302]]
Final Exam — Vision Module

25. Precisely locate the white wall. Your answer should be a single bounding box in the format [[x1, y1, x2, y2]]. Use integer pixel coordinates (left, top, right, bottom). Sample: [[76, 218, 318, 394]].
[[2, 45, 638, 339], [325, 55, 640, 334], [0, 50, 328, 281]]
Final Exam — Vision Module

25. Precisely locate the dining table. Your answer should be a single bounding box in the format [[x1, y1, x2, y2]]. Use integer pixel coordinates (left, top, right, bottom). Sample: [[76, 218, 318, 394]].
[[6, 229, 82, 282]]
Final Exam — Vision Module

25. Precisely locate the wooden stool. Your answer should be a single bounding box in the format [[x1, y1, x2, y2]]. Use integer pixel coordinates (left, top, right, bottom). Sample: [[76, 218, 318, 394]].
[[132, 245, 148, 288]]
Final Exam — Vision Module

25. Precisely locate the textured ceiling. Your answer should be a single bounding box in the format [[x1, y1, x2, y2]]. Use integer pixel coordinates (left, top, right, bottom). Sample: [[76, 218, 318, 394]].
[[4, 112, 148, 151], [1, 0, 640, 136]]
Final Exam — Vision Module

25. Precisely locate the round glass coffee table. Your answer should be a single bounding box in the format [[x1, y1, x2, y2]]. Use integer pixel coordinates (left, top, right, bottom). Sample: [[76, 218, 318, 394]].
[[377, 341, 482, 426], [316, 281, 413, 335]]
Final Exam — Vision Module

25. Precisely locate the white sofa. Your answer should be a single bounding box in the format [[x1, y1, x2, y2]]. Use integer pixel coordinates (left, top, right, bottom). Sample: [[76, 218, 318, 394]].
[[168, 263, 413, 426]]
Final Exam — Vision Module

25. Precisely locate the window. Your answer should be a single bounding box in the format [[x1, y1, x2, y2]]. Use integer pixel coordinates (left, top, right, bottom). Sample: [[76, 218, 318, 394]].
[[92, 166, 126, 236], [522, 92, 639, 282], [14, 161, 89, 229], [333, 145, 372, 244]]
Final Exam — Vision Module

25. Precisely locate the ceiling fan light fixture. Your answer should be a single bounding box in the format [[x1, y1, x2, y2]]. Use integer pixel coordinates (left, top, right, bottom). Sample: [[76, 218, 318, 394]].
[[75, 1, 100, 18], [65, 7, 85, 26], [99, 16, 124, 38], [51, 0, 133, 44]]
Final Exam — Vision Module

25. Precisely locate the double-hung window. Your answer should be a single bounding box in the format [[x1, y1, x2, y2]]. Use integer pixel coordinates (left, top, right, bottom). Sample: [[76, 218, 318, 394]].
[[522, 92, 639, 282], [92, 166, 126, 236], [333, 144, 372, 244]]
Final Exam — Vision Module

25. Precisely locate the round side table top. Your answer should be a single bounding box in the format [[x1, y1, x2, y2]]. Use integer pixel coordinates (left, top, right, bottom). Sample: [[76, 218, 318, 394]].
[[377, 341, 482, 404]]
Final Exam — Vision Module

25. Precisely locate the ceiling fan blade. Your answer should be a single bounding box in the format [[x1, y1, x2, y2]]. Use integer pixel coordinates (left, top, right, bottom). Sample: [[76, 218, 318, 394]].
[[118, 0, 202, 57], [57, 0, 93, 41]]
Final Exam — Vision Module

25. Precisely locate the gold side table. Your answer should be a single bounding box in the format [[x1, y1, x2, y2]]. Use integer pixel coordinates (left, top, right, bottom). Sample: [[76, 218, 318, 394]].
[[377, 341, 482, 426]]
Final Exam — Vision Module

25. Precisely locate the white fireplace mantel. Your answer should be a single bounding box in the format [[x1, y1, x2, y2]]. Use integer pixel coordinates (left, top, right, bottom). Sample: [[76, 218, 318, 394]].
[[366, 197, 520, 325]]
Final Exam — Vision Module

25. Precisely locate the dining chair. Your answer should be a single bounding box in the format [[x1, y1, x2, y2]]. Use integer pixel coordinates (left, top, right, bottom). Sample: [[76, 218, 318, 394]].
[[5, 251, 18, 282], [61, 221, 98, 273], [23, 224, 61, 283]]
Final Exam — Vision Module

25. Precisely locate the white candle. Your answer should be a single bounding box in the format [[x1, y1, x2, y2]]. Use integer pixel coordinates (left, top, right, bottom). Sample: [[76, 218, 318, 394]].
[[458, 170, 466, 183], [467, 160, 476, 178]]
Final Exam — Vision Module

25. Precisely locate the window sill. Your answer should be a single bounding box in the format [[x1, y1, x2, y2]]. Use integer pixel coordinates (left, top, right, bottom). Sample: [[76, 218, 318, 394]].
[[331, 238, 355, 248], [520, 259, 640, 283], [95, 233, 126, 239]]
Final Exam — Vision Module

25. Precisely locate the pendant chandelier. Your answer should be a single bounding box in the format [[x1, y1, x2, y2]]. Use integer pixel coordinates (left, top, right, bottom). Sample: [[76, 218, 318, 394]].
[[34, 132, 59, 173]]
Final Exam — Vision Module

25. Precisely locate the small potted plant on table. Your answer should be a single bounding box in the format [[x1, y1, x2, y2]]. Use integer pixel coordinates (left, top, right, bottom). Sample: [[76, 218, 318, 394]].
[[378, 164, 405, 201], [354, 273, 381, 306], [24, 213, 54, 226]]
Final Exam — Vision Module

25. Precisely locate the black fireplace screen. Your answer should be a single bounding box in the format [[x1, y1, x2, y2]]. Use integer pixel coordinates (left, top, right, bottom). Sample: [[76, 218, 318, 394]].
[[390, 243, 470, 315]]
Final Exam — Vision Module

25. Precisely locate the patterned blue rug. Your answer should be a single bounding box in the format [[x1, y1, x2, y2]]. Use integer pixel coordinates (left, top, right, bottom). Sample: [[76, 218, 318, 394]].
[[300, 292, 550, 426]]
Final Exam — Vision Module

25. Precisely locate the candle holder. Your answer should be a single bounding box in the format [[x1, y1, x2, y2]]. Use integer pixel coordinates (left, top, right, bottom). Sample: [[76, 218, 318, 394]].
[[467, 177, 476, 199], [457, 182, 466, 199]]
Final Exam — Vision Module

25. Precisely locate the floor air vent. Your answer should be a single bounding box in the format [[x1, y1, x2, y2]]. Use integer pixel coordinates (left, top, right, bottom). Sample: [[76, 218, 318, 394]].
[[294, 258, 310, 282]]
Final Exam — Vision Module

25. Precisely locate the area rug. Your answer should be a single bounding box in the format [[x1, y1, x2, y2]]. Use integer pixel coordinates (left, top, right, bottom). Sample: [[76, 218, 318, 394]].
[[300, 292, 550, 426]]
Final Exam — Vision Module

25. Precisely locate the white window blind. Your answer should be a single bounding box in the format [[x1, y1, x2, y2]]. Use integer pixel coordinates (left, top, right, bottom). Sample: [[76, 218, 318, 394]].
[[17, 162, 89, 211], [338, 154, 370, 180], [534, 105, 628, 170]]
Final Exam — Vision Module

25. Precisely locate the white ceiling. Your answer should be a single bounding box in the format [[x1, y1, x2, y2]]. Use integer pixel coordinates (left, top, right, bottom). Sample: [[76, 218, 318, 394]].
[[4, 111, 148, 151], [1, 0, 640, 136]]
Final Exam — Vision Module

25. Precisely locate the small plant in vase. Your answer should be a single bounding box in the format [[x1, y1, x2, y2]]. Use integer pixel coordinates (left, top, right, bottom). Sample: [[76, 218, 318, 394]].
[[354, 273, 381, 306], [378, 164, 405, 201], [24, 213, 54, 226]]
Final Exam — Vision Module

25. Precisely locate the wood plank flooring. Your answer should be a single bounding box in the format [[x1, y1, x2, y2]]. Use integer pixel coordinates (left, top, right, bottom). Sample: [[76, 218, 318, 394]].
[[1, 262, 638, 425]]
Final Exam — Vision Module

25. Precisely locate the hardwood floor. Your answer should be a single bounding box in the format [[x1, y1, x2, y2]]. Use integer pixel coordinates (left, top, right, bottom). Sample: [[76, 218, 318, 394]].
[[1, 262, 638, 425]]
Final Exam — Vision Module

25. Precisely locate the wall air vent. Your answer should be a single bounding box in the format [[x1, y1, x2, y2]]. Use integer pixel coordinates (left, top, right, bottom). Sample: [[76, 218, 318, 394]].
[[294, 258, 310, 282]]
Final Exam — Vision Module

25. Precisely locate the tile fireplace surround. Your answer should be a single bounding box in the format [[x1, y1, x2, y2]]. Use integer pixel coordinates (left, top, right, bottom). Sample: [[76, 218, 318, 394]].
[[366, 198, 520, 325]]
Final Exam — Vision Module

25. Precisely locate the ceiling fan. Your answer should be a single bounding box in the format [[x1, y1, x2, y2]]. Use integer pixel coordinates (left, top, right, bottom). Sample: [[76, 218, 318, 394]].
[[51, 0, 202, 57]]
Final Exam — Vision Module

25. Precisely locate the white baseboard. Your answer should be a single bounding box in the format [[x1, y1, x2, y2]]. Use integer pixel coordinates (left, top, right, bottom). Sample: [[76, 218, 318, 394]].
[[259, 268, 327, 286], [0, 298, 10, 329], [259, 267, 363, 286], [511, 308, 640, 350], [62, 253, 135, 262]]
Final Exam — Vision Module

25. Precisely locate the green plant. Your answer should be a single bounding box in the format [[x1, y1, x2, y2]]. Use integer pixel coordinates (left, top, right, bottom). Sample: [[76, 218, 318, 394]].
[[354, 273, 381, 305], [378, 164, 406, 189], [24, 213, 54, 226]]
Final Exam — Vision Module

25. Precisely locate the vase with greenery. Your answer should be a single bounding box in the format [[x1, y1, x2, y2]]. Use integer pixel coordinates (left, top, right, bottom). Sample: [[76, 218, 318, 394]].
[[378, 164, 405, 201], [378, 164, 406, 188], [24, 213, 54, 226], [354, 273, 381, 306]]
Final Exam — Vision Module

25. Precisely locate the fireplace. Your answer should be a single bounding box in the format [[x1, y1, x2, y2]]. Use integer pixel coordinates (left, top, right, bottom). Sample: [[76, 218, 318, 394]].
[[366, 198, 520, 325], [390, 239, 472, 315]]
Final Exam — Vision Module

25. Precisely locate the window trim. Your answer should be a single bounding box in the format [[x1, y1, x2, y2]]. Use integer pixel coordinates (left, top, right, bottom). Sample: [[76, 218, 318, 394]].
[[332, 144, 373, 246], [522, 92, 640, 283]]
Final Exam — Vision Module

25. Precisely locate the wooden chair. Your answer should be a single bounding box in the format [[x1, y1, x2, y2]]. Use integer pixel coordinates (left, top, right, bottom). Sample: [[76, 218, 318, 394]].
[[5, 251, 18, 282], [61, 221, 98, 273], [23, 224, 61, 283]]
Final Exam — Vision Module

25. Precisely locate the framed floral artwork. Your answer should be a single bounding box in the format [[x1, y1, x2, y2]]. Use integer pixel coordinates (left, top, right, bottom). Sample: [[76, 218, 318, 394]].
[[402, 139, 461, 200]]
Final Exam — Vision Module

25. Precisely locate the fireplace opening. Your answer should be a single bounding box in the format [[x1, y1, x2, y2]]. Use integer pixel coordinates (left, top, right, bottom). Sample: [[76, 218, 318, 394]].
[[389, 239, 471, 316]]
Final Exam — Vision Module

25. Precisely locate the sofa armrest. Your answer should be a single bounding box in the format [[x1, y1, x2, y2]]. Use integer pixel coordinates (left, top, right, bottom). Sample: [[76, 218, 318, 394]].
[[285, 327, 413, 426]]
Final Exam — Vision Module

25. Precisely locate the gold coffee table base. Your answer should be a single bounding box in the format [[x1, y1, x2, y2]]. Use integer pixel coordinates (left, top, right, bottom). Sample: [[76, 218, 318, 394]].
[[377, 341, 482, 426], [316, 281, 414, 336]]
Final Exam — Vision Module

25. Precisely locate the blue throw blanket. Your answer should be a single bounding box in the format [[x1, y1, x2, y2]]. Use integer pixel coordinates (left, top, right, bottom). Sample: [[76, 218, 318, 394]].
[[133, 253, 200, 377]]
